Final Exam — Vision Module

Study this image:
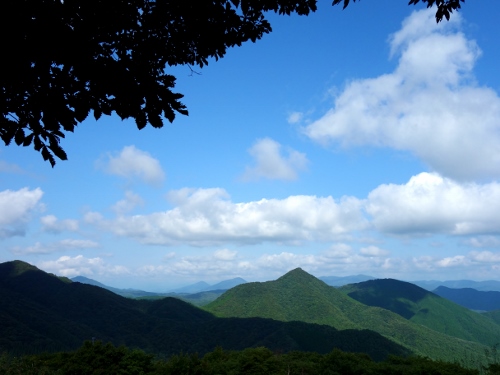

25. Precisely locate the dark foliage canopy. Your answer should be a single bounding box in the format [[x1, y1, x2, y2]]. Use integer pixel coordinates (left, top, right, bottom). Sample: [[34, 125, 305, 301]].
[[1, 0, 464, 166]]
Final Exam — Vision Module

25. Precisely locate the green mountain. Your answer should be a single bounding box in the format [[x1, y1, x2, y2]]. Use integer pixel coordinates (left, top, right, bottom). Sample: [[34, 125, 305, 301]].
[[339, 278, 500, 347], [482, 310, 500, 326], [205, 268, 488, 363], [0, 261, 408, 360]]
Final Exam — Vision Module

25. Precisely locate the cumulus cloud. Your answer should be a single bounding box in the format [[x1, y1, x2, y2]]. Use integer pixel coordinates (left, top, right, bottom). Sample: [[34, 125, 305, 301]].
[[214, 248, 237, 261], [242, 138, 308, 181], [40, 215, 79, 234], [11, 239, 99, 255], [366, 172, 500, 235], [138, 249, 252, 279], [111, 191, 144, 215], [304, 9, 500, 181], [360, 246, 390, 257], [465, 236, 500, 249], [38, 255, 129, 277], [90, 187, 366, 246], [413, 249, 500, 273], [100, 145, 165, 186], [0, 187, 43, 238], [323, 243, 354, 258]]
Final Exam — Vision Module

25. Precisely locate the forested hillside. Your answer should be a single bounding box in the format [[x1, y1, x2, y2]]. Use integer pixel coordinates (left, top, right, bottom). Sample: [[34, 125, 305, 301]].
[[339, 279, 500, 346], [205, 268, 489, 363], [0, 261, 407, 360]]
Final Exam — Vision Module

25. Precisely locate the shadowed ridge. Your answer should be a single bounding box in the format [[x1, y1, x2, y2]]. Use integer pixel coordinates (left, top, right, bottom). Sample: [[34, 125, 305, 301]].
[[340, 278, 430, 319], [339, 278, 500, 347]]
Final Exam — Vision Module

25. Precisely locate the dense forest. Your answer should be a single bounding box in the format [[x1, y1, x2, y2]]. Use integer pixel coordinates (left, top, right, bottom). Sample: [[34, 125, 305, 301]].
[[0, 341, 495, 375]]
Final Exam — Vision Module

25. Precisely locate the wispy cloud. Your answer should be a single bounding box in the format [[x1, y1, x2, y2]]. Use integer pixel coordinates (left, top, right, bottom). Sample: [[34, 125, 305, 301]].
[[11, 239, 99, 255], [41, 215, 79, 234]]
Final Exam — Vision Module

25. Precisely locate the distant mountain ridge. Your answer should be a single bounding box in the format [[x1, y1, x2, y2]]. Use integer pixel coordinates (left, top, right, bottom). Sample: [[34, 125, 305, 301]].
[[169, 277, 247, 294], [71, 275, 248, 298], [432, 286, 500, 312], [205, 268, 488, 363], [412, 279, 500, 292]]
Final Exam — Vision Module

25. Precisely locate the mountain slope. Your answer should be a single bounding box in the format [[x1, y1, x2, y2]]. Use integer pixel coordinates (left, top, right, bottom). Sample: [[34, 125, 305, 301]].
[[205, 268, 487, 363], [0, 261, 408, 360], [339, 279, 500, 347], [433, 286, 500, 312]]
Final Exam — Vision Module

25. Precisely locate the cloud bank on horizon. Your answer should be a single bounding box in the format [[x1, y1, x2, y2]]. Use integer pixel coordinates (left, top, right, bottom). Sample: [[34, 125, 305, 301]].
[[2, 7, 500, 288]]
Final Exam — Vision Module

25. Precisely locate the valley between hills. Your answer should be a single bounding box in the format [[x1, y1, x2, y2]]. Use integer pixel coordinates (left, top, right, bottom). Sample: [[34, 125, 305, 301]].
[[1, 260, 500, 371]]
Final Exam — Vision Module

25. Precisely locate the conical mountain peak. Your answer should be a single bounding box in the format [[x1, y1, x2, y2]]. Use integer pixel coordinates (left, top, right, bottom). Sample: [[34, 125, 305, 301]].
[[277, 267, 316, 281]]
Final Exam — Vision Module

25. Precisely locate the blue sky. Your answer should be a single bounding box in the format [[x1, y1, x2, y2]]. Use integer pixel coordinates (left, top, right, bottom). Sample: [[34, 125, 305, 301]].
[[2, 1, 500, 291]]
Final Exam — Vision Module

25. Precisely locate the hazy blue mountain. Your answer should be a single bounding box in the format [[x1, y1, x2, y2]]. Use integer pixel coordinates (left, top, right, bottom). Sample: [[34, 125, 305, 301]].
[[71, 276, 108, 288], [169, 281, 212, 293], [319, 274, 376, 287], [71, 276, 164, 298], [203, 277, 247, 291], [170, 278, 247, 294], [413, 279, 500, 292], [433, 286, 500, 312]]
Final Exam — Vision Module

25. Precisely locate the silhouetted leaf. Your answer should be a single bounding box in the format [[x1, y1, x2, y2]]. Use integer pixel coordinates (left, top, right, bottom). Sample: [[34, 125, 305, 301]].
[[1, 0, 464, 166]]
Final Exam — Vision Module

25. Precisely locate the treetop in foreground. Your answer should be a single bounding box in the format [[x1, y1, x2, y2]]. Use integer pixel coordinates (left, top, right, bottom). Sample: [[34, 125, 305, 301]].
[[1, 0, 465, 166]]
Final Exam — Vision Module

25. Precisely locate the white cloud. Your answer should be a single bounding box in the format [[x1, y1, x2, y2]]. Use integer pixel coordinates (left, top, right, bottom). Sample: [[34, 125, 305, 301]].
[[304, 9, 500, 181], [111, 191, 144, 215], [214, 248, 237, 261], [465, 236, 500, 249], [100, 145, 165, 186], [242, 138, 308, 181], [360, 246, 390, 257], [469, 251, 500, 263], [323, 243, 353, 258], [411, 250, 500, 275], [38, 255, 129, 277], [41, 215, 79, 233], [90, 187, 366, 246], [11, 239, 99, 255], [0, 187, 43, 238], [138, 249, 252, 279], [366, 172, 500, 235], [287, 112, 304, 124]]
